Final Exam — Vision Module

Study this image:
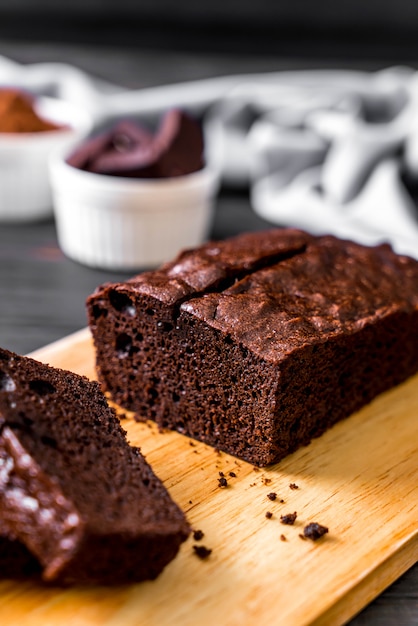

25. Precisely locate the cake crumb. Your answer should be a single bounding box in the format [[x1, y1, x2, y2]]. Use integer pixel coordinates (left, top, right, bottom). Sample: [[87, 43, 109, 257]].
[[193, 545, 212, 559], [267, 492, 277, 501], [193, 529, 204, 541], [280, 512, 297, 525], [229, 471, 236, 478], [289, 483, 299, 490], [252, 466, 260, 472], [279, 499, 285, 503], [303, 523, 329, 540], [262, 477, 272, 485], [219, 471, 225, 477], [265, 511, 273, 519], [189, 441, 196, 447], [218, 476, 228, 488], [280, 534, 287, 541]]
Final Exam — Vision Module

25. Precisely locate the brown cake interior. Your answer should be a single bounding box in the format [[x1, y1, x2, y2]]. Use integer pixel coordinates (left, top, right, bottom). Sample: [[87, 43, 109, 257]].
[[0, 349, 190, 583]]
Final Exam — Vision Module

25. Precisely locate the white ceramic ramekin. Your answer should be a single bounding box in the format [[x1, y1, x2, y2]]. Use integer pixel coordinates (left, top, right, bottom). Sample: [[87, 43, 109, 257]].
[[49, 144, 219, 270], [0, 96, 92, 222]]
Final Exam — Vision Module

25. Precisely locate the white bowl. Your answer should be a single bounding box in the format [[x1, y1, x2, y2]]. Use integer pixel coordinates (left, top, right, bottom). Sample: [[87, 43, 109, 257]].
[[49, 144, 220, 270], [0, 96, 92, 222]]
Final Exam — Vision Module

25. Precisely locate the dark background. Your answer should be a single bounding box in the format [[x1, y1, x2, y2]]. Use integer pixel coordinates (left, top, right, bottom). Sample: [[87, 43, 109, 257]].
[[2, 0, 418, 62]]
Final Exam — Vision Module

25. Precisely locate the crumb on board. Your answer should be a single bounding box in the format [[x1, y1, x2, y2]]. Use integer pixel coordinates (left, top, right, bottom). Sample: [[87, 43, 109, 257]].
[[289, 483, 299, 490], [280, 534, 287, 541], [193, 529, 204, 541], [303, 523, 329, 540], [267, 492, 277, 501], [193, 545, 212, 559], [280, 512, 297, 525], [229, 471, 236, 478], [218, 476, 228, 488], [265, 511, 273, 519]]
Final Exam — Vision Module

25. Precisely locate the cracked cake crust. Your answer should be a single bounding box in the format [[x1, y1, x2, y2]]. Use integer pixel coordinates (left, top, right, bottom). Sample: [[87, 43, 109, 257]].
[[87, 228, 418, 466]]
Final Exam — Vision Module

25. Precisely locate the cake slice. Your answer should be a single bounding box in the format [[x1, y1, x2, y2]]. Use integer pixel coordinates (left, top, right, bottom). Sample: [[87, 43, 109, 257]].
[[0, 348, 190, 584], [87, 228, 418, 467]]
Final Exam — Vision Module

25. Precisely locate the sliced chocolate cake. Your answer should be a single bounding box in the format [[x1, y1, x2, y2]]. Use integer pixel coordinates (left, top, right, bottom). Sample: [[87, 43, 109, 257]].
[[0, 348, 190, 584], [87, 228, 418, 467]]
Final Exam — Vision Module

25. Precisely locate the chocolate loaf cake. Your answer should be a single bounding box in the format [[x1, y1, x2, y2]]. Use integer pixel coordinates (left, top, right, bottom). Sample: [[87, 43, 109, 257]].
[[0, 348, 190, 584], [87, 229, 418, 467]]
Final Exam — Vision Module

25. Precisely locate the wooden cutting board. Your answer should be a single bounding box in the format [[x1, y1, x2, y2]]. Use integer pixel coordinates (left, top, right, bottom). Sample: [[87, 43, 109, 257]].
[[0, 327, 417, 626]]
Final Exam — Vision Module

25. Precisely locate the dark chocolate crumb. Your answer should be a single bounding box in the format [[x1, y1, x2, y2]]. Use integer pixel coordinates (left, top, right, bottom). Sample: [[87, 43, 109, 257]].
[[265, 511, 273, 519], [193, 545, 212, 559], [267, 492, 277, 501], [280, 512, 297, 525], [229, 471, 236, 478], [189, 500, 193, 504], [219, 471, 225, 477], [193, 529, 204, 541], [280, 534, 287, 541], [218, 476, 228, 488], [298, 534, 306, 540], [189, 441, 196, 447], [262, 477, 272, 485], [193, 450, 199, 454], [303, 523, 329, 540], [214, 448, 222, 456], [289, 483, 299, 490], [252, 466, 260, 472], [279, 499, 285, 503]]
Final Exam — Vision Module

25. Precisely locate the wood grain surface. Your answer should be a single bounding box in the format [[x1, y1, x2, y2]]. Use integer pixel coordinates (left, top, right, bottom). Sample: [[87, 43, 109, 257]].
[[0, 328, 415, 626]]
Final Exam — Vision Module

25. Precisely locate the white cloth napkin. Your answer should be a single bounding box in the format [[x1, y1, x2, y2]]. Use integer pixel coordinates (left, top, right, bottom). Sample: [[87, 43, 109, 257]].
[[1, 55, 417, 259]]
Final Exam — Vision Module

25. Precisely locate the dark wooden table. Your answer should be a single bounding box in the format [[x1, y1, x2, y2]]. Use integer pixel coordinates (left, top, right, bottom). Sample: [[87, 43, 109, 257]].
[[0, 40, 416, 625]]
